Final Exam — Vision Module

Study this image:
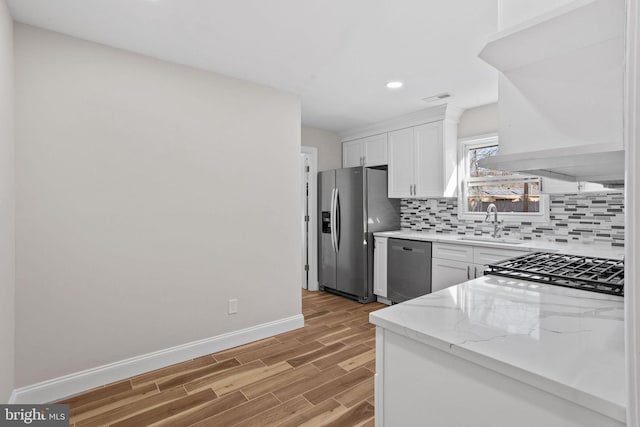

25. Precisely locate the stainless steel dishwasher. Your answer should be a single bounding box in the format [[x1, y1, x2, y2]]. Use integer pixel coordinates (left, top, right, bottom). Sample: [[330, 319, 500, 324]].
[[387, 238, 432, 304]]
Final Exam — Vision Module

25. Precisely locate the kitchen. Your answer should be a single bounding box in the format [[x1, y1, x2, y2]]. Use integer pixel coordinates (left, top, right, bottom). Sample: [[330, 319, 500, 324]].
[[311, 0, 635, 425], [0, 0, 638, 427]]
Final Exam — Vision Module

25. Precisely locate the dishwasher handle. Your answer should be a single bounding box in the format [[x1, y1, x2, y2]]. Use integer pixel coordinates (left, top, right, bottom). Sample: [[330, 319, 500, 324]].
[[391, 243, 425, 254]]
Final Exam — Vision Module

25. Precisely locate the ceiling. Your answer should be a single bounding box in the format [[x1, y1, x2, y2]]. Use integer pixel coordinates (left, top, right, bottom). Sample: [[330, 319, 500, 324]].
[[7, 0, 499, 133]]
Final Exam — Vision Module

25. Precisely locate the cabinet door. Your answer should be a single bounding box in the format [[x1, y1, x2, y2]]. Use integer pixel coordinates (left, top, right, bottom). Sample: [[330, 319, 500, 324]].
[[432, 258, 472, 293], [414, 121, 444, 197], [374, 237, 388, 297], [364, 134, 388, 167], [473, 263, 486, 279], [388, 128, 414, 198], [473, 247, 527, 280], [343, 140, 365, 168], [473, 247, 527, 266], [432, 243, 474, 263]]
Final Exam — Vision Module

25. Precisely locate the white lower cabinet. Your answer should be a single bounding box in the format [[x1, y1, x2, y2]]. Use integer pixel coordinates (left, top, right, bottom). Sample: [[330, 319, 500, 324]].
[[432, 242, 527, 293], [432, 258, 474, 293], [374, 237, 388, 297], [474, 246, 527, 266], [471, 263, 486, 280]]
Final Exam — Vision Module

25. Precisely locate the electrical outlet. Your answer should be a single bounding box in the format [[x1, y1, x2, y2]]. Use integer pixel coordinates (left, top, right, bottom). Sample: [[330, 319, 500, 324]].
[[228, 299, 238, 315]]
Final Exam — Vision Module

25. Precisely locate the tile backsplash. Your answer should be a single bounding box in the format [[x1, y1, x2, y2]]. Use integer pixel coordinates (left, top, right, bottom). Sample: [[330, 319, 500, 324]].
[[400, 192, 625, 247]]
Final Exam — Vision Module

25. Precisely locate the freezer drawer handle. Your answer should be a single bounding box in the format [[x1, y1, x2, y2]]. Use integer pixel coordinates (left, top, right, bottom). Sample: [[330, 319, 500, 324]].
[[402, 247, 413, 251]]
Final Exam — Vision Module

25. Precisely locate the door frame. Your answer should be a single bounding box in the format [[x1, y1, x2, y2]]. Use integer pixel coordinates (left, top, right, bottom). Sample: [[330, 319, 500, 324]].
[[301, 146, 319, 291], [626, 0, 639, 425]]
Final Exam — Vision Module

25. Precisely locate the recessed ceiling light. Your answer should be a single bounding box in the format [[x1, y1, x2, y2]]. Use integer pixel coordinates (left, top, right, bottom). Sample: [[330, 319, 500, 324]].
[[386, 81, 403, 89]]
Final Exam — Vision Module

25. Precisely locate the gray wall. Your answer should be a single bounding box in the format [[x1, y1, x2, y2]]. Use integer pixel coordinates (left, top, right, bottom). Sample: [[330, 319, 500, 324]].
[[457, 103, 497, 139], [301, 126, 342, 171], [15, 24, 302, 387], [0, 0, 14, 403]]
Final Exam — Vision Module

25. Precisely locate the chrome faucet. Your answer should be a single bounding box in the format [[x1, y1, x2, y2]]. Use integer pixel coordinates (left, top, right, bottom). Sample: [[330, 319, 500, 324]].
[[484, 203, 504, 238]]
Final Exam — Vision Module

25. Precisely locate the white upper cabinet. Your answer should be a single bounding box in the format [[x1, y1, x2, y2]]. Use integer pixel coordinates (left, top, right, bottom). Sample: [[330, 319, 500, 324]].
[[343, 140, 365, 168], [388, 120, 457, 198], [414, 122, 444, 197], [364, 133, 388, 166], [341, 105, 461, 197], [342, 133, 388, 168], [387, 128, 414, 198]]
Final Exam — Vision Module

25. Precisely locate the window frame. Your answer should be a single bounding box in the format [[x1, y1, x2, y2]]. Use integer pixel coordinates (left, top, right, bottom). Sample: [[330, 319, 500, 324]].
[[457, 135, 550, 223]]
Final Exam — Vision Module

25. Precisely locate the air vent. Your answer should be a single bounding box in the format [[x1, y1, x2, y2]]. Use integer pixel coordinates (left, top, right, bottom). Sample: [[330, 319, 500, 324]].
[[422, 92, 452, 102]]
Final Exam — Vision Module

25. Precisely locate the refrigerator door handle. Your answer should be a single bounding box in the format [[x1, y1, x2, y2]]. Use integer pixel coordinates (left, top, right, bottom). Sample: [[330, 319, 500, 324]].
[[330, 188, 337, 253], [335, 188, 340, 251]]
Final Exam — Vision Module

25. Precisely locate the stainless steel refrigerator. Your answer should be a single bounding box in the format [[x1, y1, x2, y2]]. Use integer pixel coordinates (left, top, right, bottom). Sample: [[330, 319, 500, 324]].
[[318, 167, 401, 303]]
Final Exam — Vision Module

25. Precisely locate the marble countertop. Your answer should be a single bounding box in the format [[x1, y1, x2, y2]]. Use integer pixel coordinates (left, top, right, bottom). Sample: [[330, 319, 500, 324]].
[[369, 276, 626, 422], [373, 229, 625, 259]]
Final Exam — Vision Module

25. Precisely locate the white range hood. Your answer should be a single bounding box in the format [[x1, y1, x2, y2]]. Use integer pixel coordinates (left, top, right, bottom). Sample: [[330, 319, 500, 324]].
[[477, 0, 625, 187], [478, 143, 625, 187]]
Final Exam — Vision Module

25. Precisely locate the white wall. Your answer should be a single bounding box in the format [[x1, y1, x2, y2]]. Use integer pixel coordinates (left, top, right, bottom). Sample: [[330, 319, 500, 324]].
[[497, 0, 576, 29], [457, 103, 497, 139], [0, 0, 14, 403], [301, 126, 341, 171], [14, 24, 301, 387]]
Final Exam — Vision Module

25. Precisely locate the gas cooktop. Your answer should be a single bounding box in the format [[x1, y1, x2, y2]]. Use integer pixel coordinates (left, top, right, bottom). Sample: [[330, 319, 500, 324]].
[[485, 252, 624, 296]]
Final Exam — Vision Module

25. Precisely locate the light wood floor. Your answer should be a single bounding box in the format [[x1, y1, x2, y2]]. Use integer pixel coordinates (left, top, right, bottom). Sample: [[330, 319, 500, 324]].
[[58, 290, 385, 426]]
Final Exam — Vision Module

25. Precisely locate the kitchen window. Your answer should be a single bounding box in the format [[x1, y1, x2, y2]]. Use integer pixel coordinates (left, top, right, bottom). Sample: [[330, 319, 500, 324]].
[[458, 136, 549, 222]]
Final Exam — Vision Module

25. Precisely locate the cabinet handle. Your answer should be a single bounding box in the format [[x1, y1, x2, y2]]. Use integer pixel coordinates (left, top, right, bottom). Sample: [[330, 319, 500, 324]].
[[475, 266, 478, 278], [467, 265, 470, 280], [412, 184, 416, 195]]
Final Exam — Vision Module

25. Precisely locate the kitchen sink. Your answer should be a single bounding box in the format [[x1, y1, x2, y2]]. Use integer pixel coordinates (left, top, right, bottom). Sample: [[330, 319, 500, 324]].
[[459, 236, 523, 245]]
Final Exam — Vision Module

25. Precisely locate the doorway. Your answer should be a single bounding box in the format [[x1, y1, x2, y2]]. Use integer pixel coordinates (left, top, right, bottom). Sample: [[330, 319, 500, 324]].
[[301, 146, 318, 291]]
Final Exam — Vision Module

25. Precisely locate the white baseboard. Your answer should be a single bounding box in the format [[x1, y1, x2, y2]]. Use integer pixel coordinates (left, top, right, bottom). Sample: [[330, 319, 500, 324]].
[[10, 314, 304, 404], [8, 389, 17, 404]]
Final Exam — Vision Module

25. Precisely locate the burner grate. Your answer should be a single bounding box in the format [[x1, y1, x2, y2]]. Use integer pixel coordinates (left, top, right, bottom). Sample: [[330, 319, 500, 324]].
[[485, 252, 624, 296]]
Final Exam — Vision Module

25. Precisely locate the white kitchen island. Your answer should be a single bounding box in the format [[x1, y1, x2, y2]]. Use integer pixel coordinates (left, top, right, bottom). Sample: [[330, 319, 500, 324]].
[[370, 276, 626, 427]]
